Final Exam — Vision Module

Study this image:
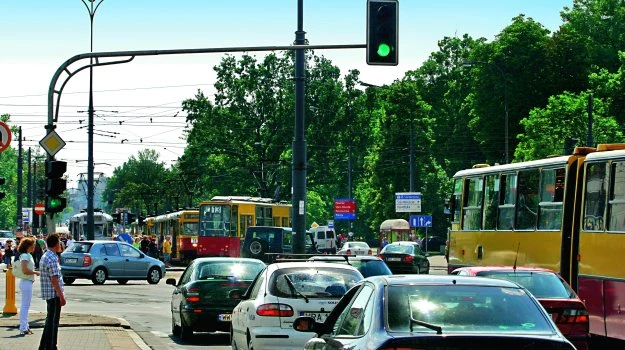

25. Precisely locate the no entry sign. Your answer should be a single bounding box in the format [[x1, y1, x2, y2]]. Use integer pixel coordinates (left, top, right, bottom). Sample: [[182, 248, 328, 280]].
[[0, 121, 12, 153], [35, 203, 45, 215]]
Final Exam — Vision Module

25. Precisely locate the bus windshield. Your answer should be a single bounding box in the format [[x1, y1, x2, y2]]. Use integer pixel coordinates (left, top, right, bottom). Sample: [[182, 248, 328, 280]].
[[183, 222, 199, 236], [200, 204, 232, 237]]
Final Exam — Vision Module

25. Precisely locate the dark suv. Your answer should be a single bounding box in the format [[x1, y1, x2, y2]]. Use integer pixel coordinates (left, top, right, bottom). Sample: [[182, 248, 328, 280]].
[[241, 226, 318, 263]]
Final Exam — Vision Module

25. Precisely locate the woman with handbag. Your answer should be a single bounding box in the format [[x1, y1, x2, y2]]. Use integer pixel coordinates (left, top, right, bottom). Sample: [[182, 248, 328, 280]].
[[14, 237, 40, 335]]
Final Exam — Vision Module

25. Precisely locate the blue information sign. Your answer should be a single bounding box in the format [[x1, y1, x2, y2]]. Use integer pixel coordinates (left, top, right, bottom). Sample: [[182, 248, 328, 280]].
[[410, 215, 433, 228]]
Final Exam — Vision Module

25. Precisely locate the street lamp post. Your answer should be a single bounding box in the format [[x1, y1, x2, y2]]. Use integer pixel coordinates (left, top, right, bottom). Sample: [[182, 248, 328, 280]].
[[82, 0, 105, 240], [462, 60, 509, 164]]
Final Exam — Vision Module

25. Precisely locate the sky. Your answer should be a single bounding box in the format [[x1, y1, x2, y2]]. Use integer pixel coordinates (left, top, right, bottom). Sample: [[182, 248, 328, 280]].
[[0, 0, 572, 190]]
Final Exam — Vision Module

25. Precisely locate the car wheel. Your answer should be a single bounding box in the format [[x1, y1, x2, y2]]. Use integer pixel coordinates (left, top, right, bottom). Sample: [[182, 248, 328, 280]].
[[171, 314, 181, 337], [247, 238, 268, 259], [180, 317, 193, 342], [91, 267, 107, 285], [117, 279, 129, 285], [147, 267, 161, 284], [63, 277, 75, 285]]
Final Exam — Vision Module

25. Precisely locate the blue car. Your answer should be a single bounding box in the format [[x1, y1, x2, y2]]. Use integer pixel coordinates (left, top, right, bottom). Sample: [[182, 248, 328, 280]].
[[60, 240, 166, 285], [293, 275, 576, 349]]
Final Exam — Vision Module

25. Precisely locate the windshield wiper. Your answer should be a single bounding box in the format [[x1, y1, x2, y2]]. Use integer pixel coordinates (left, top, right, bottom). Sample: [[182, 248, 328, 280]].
[[283, 275, 309, 303], [409, 317, 442, 334]]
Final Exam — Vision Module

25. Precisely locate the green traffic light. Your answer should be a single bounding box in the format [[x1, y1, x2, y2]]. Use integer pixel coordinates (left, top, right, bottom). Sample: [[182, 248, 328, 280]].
[[49, 198, 63, 209], [377, 43, 391, 57]]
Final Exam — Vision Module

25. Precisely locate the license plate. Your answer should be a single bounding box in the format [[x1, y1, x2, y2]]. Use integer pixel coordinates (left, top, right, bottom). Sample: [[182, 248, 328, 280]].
[[218, 314, 232, 322], [65, 258, 77, 264], [300, 312, 329, 322], [387, 257, 401, 262]]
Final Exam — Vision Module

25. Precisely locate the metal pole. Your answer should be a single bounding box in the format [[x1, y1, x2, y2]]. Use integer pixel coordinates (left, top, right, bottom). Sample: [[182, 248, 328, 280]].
[[83, 0, 104, 240], [292, 0, 307, 253], [409, 118, 414, 192], [587, 93, 594, 147], [16, 127, 23, 232], [27, 148, 32, 207], [33, 161, 38, 236], [503, 77, 509, 164]]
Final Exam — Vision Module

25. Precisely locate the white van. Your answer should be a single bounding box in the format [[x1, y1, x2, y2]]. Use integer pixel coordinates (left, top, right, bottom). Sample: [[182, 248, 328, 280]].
[[309, 225, 336, 254]]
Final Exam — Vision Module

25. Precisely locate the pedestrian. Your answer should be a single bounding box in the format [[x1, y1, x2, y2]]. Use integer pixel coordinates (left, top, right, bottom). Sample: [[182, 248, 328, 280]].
[[382, 236, 389, 248], [140, 235, 150, 254], [38, 233, 67, 350], [3, 239, 14, 267], [13, 236, 22, 264], [15, 237, 40, 335], [132, 236, 141, 249], [34, 234, 45, 269], [162, 235, 172, 267], [148, 236, 159, 258]]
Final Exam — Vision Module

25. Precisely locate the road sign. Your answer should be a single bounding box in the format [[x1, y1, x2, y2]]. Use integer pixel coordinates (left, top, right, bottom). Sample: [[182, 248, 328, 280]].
[[410, 215, 432, 228], [34, 203, 45, 215], [0, 121, 11, 153], [39, 130, 66, 157], [334, 199, 356, 220], [395, 192, 422, 212], [328, 220, 334, 229]]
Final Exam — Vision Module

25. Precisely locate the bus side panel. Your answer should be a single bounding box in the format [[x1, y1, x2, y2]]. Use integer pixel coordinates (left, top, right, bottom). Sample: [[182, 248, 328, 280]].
[[578, 276, 606, 337], [197, 236, 239, 257]]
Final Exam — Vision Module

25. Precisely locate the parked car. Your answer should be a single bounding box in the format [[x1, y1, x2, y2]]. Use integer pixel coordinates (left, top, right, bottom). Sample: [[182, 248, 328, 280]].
[[336, 241, 371, 256], [378, 241, 429, 274], [240, 226, 318, 263], [421, 235, 447, 253], [60, 240, 166, 285], [292, 275, 576, 350], [166, 257, 265, 341], [451, 266, 589, 350], [230, 261, 363, 350], [307, 255, 392, 278], [309, 225, 336, 253]]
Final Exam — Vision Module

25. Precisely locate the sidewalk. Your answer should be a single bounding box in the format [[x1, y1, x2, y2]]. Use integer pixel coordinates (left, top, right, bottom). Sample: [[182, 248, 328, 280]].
[[0, 312, 151, 350]]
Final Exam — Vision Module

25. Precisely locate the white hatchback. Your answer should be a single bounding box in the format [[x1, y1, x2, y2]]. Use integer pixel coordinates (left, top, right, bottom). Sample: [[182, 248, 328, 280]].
[[230, 261, 363, 350]]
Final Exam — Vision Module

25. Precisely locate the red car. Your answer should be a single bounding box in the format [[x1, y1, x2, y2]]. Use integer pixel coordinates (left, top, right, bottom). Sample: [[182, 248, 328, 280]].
[[451, 266, 589, 350]]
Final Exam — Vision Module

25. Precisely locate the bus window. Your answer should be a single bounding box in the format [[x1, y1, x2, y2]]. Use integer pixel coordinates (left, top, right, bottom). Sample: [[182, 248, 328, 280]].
[[483, 174, 499, 230], [256, 206, 273, 226], [462, 177, 483, 230], [498, 174, 517, 230], [516, 170, 539, 230], [538, 168, 565, 230], [584, 162, 608, 231], [451, 179, 462, 223], [608, 161, 625, 232]]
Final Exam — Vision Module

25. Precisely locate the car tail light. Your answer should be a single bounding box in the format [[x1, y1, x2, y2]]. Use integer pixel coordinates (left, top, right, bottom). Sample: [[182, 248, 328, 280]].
[[256, 303, 294, 317], [403, 255, 414, 263], [82, 255, 92, 267], [556, 308, 589, 336], [368, 249, 372, 255], [186, 287, 200, 303], [346, 249, 352, 255]]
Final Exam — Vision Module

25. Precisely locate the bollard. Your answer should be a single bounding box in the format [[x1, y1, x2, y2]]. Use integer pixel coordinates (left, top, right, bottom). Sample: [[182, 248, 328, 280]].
[[3, 267, 17, 315]]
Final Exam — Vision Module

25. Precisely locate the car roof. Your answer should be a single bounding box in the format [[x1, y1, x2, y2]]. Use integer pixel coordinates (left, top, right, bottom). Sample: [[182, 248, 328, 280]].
[[309, 255, 381, 261], [387, 241, 418, 245], [268, 261, 362, 273], [366, 274, 524, 288], [191, 257, 265, 264], [453, 266, 557, 274]]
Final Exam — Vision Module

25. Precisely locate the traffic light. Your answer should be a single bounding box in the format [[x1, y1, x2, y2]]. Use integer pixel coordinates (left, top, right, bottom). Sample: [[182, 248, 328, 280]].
[[138, 214, 145, 227], [112, 213, 121, 224], [366, 0, 398, 66], [0, 177, 5, 200], [45, 160, 67, 213]]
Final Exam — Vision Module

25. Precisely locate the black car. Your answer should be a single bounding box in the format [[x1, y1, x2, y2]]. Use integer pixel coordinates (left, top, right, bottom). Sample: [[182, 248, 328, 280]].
[[307, 255, 392, 277], [421, 235, 447, 253], [292, 275, 576, 350], [378, 241, 429, 274], [166, 257, 265, 341], [240, 226, 318, 263]]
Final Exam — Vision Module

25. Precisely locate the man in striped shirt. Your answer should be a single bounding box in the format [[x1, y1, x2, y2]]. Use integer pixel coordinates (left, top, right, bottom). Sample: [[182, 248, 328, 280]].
[[38, 233, 66, 350]]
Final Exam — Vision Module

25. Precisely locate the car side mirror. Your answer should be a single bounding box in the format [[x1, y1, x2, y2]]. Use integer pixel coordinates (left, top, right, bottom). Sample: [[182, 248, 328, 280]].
[[166, 278, 177, 286], [292, 316, 319, 333], [229, 289, 245, 300]]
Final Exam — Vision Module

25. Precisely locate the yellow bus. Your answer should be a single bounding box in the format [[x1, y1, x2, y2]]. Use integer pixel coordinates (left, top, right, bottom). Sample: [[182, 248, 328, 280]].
[[197, 196, 291, 257], [448, 144, 625, 341], [153, 209, 199, 262]]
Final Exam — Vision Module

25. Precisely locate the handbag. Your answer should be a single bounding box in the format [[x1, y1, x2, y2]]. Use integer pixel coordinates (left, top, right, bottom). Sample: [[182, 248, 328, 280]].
[[12, 259, 27, 279]]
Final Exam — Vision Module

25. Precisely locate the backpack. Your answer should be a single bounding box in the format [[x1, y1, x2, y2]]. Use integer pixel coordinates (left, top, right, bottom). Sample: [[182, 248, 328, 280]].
[[34, 240, 43, 253]]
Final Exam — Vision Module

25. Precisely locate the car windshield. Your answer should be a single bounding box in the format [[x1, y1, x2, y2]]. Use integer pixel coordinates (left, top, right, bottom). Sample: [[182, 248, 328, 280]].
[[269, 267, 362, 299], [0, 231, 13, 238], [195, 261, 264, 281], [386, 285, 553, 334], [382, 244, 413, 254], [348, 242, 369, 249], [64, 242, 92, 253], [476, 271, 576, 299]]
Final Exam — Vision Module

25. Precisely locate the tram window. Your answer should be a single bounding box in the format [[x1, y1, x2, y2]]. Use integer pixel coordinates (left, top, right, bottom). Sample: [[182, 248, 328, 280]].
[[462, 177, 483, 230], [584, 162, 608, 231], [608, 162, 625, 232], [516, 170, 539, 230], [483, 174, 499, 230], [498, 174, 517, 230], [538, 168, 564, 230], [451, 179, 462, 223]]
